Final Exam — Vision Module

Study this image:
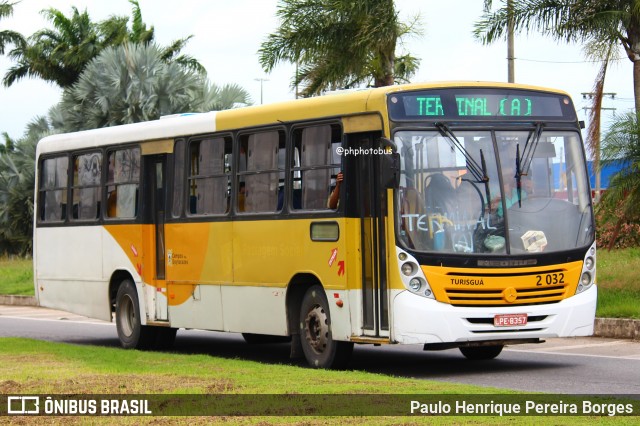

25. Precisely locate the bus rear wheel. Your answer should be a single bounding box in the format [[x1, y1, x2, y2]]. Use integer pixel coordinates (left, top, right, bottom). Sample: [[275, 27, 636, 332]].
[[299, 285, 353, 369], [459, 345, 504, 360], [115, 279, 157, 350]]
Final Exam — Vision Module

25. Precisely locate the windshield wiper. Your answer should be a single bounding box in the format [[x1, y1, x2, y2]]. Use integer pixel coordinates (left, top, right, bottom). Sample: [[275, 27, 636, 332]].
[[515, 144, 522, 207], [435, 122, 492, 212], [519, 123, 544, 177], [515, 123, 544, 208], [435, 123, 488, 183]]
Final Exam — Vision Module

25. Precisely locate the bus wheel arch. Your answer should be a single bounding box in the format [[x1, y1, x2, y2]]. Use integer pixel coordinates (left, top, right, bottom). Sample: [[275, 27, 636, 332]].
[[112, 275, 157, 350], [296, 282, 353, 369]]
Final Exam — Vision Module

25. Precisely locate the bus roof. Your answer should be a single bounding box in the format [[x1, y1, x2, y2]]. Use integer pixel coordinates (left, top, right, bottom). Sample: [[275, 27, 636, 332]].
[[36, 81, 571, 156]]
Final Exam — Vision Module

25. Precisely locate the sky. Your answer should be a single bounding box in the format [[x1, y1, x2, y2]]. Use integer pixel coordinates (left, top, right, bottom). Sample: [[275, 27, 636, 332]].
[[0, 0, 635, 140]]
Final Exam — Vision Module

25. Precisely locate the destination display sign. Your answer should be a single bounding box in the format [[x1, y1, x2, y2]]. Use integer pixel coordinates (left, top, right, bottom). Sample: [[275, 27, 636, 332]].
[[388, 88, 576, 121]]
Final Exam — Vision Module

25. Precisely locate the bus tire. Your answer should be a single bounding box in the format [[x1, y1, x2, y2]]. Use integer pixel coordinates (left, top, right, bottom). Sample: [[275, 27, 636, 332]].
[[155, 327, 177, 351], [242, 333, 291, 344], [299, 285, 353, 369], [459, 345, 503, 360], [115, 279, 157, 350]]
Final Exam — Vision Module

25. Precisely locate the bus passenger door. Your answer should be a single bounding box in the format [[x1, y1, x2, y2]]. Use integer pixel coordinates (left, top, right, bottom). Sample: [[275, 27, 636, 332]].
[[348, 133, 390, 337], [143, 153, 169, 322]]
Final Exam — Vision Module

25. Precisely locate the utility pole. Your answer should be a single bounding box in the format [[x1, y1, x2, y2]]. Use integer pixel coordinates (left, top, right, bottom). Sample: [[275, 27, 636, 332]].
[[507, 0, 515, 83], [582, 92, 617, 201], [255, 78, 269, 104]]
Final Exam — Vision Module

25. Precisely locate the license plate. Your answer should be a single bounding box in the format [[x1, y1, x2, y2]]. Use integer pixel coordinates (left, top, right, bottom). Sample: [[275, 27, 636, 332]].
[[494, 313, 528, 327]]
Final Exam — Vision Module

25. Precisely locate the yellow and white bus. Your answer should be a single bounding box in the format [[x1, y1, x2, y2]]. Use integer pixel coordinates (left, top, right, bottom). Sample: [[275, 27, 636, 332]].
[[34, 82, 597, 368]]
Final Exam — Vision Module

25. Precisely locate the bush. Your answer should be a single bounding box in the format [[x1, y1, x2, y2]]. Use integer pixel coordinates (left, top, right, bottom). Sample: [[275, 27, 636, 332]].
[[595, 204, 640, 249]]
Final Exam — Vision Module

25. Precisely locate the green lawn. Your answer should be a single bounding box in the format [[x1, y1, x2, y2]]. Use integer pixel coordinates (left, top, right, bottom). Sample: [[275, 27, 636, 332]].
[[2, 248, 639, 318], [0, 257, 33, 295], [0, 337, 636, 424], [596, 248, 640, 319]]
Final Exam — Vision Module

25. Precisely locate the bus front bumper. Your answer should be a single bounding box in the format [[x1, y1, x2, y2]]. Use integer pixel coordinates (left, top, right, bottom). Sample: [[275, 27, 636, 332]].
[[391, 284, 597, 345]]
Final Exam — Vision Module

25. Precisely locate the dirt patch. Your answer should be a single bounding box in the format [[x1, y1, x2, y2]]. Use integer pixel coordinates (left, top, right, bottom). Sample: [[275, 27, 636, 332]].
[[3, 374, 236, 394], [0, 379, 21, 393]]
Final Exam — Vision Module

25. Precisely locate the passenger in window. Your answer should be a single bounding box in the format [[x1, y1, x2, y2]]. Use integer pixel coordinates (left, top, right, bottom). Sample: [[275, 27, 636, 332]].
[[107, 188, 117, 217], [327, 171, 343, 209], [237, 182, 246, 212]]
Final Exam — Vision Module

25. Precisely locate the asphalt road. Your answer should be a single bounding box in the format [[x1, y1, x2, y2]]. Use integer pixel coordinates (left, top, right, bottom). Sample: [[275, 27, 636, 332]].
[[2, 304, 640, 395]]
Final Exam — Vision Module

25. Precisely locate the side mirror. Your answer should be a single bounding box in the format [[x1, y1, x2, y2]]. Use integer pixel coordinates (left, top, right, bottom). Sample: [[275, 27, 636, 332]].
[[379, 137, 400, 189]]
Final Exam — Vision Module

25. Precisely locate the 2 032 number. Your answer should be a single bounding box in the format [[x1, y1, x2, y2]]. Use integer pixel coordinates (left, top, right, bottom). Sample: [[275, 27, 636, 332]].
[[536, 273, 565, 286]]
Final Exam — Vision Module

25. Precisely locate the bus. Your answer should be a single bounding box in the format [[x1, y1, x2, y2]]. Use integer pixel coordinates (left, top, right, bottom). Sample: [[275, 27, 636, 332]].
[[33, 82, 597, 368]]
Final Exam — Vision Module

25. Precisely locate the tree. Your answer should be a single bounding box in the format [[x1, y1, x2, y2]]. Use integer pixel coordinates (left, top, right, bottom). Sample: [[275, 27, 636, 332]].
[[0, 117, 49, 256], [0, 0, 24, 55], [583, 37, 619, 201], [4, 0, 204, 88], [597, 112, 640, 249], [259, 0, 420, 96], [51, 43, 250, 132], [474, 0, 640, 114]]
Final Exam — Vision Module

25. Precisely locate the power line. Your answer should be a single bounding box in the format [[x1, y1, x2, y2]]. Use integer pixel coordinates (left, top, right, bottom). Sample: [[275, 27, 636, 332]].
[[516, 57, 625, 64]]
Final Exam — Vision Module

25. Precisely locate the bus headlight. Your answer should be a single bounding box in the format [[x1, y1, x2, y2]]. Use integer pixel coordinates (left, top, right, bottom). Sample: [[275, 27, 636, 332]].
[[396, 248, 435, 300], [401, 262, 415, 276], [584, 257, 594, 270], [409, 278, 422, 291], [576, 242, 596, 295]]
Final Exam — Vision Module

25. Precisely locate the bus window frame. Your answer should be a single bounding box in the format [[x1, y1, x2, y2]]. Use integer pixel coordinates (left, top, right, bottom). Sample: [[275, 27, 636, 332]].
[[103, 144, 142, 222], [70, 149, 104, 223], [37, 153, 71, 225], [185, 133, 234, 218], [235, 126, 287, 216], [289, 121, 343, 213]]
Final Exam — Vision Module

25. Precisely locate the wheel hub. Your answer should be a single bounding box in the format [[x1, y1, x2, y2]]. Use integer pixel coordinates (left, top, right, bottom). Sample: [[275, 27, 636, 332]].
[[304, 305, 329, 354]]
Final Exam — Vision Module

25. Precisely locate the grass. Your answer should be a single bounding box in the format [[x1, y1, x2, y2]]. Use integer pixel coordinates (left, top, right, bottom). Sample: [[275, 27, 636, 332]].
[[0, 257, 33, 295], [1, 248, 639, 318], [596, 248, 640, 319], [0, 337, 637, 424]]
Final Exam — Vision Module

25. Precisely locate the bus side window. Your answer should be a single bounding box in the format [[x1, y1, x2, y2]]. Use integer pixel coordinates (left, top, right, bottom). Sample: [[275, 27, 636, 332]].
[[292, 124, 341, 211], [72, 152, 102, 221], [39, 155, 69, 222], [171, 139, 185, 218], [106, 147, 140, 219], [238, 130, 285, 213], [188, 136, 231, 215]]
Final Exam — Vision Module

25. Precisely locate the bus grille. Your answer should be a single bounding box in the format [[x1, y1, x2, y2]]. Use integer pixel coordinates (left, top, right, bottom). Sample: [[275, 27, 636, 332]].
[[445, 285, 567, 307]]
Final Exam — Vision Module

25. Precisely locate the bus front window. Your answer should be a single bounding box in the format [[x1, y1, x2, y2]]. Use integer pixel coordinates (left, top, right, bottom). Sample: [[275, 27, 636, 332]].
[[395, 129, 594, 255]]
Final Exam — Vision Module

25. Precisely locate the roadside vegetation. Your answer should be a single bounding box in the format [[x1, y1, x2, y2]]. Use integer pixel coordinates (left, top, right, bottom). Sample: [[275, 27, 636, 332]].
[[0, 257, 32, 295], [0, 337, 637, 425], [2, 250, 638, 318]]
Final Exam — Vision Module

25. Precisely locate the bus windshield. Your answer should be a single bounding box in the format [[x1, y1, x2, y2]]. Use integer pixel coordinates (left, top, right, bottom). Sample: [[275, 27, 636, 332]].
[[395, 128, 594, 255]]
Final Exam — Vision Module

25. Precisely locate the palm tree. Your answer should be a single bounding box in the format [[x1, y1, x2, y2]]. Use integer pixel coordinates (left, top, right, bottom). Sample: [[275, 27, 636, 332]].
[[259, 0, 420, 97], [51, 43, 250, 132], [474, 0, 640, 114], [583, 37, 619, 201], [4, 6, 99, 87], [0, 0, 24, 55], [0, 117, 48, 256], [4, 0, 204, 88], [597, 111, 640, 249]]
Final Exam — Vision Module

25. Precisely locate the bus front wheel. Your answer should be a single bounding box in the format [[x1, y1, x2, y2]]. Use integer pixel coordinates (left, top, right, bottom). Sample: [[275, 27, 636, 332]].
[[299, 285, 353, 369], [115, 279, 157, 350], [459, 345, 503, 360]]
